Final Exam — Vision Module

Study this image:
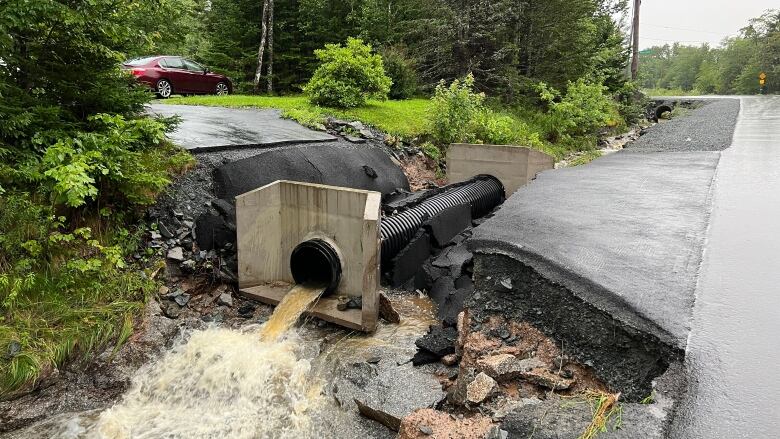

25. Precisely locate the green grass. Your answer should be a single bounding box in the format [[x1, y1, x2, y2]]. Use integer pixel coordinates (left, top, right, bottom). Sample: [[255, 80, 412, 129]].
[[162, 94, 621, 163], [642, 88, 703, 97], [164, 95, 432, 139]]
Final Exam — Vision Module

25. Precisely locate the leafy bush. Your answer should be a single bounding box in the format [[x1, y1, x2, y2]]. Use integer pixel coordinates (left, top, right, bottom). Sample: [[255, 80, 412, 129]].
[[38, 115, 191, 208], [537, 78, 621, 141], [430, 75, 543, 148], [382, 47, 418, 100], [429, 74, 485, 145], [305, 38, 392, 108]]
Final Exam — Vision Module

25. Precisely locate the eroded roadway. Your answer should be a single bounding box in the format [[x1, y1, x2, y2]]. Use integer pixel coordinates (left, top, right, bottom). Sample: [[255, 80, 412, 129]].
[[670, 97, 780, 437]]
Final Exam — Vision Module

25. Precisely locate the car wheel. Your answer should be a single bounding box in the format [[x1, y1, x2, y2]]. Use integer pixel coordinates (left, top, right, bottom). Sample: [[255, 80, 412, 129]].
[[215, 82, 229, 96], [156, 79, 172, 99]]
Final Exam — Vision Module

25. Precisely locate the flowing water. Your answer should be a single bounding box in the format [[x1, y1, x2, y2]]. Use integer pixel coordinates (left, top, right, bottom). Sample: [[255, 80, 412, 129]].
[[4, 289, 437, 439]]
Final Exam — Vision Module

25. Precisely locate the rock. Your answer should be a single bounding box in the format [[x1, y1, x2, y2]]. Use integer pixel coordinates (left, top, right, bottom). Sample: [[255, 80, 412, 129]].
[[238, 303, 256, 317], [174, 294, 190, 307], [345, 135, 366, 144], [519, 368, 575, 390], [347, 296, 362, 309], [211, 198, 236, 220], [217, 292, 233, 307], [477, 354, 545, 381], [158, 285, 170, 296], [415, 326, 458, 358], [398, 409, 493, 439], [162, 301, 181, 319], [345, 361, 445, 432], [411, 350, 441, 366], [485, 425, 509, 439], [336, 296, 350, 311], [497, 277, 512, 292], [441, 354, 460, 366], [167, 247, 184, 262], [173, 210, 184, 218], [159, 223, 174, 239], [348, 121, 366, 130], [379, 293, 401, 323], [5, 340, 21, 359], [150, 231, 162, 240], [180, 260, 196, 271], [466, 372, 496, 404]]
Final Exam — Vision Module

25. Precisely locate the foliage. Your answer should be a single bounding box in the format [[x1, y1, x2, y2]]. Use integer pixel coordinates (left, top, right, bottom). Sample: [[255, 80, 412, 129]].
[[429, 74, 486, 145], [172, 0, 630, 100], [538, 79, 621, 141], [639, 9, 779, 95], [0, 194, 154, 396], [0, 0, 192, 394], [304, 38, 392, 108], [382, 47, 419, 99], [429, 75, 544, 148]]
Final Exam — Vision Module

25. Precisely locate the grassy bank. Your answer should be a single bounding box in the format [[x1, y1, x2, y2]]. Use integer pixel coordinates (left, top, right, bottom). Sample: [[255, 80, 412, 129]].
[[165, 95, 431, 139], [0, 138, 192, 397], [162, 95, 603, 161], [642, 88, 703, 97]]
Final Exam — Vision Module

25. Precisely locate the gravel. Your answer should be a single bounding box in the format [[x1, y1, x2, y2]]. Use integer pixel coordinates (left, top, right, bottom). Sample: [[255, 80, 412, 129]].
[[625, 99, 740, 153]]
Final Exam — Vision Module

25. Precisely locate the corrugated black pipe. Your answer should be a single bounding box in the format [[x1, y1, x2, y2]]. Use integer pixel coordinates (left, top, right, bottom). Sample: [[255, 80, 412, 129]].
[[380, 175, 505, 262]]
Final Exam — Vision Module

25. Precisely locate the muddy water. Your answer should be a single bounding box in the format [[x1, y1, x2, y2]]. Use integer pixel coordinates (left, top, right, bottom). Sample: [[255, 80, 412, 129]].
[[4, 291, 437, 439], [260, 283, 325, 342], [9, 284, 326, 439]]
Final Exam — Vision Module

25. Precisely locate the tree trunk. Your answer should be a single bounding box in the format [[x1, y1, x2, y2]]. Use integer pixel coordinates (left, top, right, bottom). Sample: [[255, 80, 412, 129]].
[[253, 0, 271, 92], [266, 0, 274, 93]]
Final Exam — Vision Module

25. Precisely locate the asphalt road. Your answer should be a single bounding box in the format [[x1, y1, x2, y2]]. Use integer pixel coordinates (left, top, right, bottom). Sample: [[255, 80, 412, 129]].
[[471, 99, 739, 354], [670, 96, 780, 437], [148, 103, 334, 151]]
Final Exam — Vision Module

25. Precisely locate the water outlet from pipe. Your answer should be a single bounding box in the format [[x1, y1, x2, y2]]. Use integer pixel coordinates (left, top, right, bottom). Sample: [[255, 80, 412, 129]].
[[290, 238, 342, 295]]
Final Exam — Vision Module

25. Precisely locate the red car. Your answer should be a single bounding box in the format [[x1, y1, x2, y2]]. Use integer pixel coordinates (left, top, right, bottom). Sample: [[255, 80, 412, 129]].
[[123, 56, 232, 98]]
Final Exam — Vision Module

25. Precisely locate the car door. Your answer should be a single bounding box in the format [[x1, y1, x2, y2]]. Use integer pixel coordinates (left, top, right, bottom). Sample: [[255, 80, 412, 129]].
[[160, 57, 192, 93], [182, 59, 212, 93]]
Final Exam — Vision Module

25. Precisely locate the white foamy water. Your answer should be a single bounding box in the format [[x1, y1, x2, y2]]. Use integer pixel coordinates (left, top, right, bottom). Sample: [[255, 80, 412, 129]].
[[95, 326, 323, 439]]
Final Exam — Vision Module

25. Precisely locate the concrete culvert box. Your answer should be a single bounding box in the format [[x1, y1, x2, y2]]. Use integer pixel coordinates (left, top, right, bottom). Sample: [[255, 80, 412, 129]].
[[446, 144, 554, 197], [236, 180, 381, 331]]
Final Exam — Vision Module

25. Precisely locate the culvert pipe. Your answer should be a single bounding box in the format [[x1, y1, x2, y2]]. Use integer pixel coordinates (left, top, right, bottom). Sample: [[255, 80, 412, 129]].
[[380, 175, 505, 262], [290, 238, 342, 295]]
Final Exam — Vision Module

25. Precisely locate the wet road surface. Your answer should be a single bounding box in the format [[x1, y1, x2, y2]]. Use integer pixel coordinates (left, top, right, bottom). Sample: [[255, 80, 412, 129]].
[[671, 96, 780, 437], [148, 103, 334, 151]]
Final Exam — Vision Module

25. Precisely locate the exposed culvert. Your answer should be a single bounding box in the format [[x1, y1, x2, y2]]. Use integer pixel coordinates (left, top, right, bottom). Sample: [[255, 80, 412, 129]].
[[290, 238, 342, 295], [379, 175, 505, 264], [655, 105, 673, 121]]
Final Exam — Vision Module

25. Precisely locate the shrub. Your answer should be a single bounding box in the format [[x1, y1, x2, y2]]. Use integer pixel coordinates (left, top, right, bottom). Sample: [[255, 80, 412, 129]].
[[305, 38, 392, 108], [538, 78, 621, 140], [430, 75, 543, 148], [429, 74, 485, 145], [382, 47, 418, 100]]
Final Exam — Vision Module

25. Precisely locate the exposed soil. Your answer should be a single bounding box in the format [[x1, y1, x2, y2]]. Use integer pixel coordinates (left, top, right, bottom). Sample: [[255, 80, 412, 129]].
[[399, 153, 446, 191]]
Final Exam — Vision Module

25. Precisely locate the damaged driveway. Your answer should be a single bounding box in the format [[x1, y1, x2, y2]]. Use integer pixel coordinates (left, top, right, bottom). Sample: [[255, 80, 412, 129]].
[[148, 103, 334, 151]]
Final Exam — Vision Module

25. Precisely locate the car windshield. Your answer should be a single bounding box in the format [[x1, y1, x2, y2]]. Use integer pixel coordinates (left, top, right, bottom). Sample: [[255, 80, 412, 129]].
[[124, 56, 158, 66]]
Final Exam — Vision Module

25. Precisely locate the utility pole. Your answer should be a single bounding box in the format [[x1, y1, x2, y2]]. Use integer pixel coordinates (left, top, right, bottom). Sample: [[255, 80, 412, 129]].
[[631, 0, 641, 81]]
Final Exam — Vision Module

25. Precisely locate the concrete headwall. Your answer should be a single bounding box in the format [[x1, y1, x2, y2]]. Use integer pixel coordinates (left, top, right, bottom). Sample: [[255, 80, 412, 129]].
[[446, 144, 554, 196]]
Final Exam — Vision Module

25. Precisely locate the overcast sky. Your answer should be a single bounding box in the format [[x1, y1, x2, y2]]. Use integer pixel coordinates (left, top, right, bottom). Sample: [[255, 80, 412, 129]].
[[635, 0, 775, 49]]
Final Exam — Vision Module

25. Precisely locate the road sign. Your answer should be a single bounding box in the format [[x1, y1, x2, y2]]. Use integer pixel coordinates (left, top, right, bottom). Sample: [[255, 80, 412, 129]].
[[759, 72, 766, 80], [759, 79, 766, 86]]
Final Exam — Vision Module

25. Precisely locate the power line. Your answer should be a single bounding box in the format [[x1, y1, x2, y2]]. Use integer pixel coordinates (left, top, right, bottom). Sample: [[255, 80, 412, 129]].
[[643, 23, 724, 35], [643, 36, 714, 44]]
